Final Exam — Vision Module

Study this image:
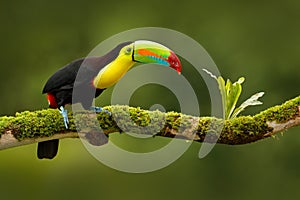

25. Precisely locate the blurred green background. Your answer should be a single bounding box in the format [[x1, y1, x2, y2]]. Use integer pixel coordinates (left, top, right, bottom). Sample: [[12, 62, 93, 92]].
[[1, 0, 300, 199]]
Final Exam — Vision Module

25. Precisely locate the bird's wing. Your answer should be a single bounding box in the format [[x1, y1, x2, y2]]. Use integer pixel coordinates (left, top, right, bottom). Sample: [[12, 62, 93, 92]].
[[42, 58, 84, 93]]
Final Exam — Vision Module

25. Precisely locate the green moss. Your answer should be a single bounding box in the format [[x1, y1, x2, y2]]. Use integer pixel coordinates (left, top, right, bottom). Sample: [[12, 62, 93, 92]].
[[73, 111, 102, 132], [195, 115, 273, 144], [9, 109, 71, 140], [0, 116, 14, 136], [0, 109, 78, 140], [226, 116, 272, 135], [197, 117, 211, 135], [107, 105, 166, 136], [96, 106, 116, 130], [255, 96, 300, 123], [165, 111, 181, 130], [0, 96, 299, 144]]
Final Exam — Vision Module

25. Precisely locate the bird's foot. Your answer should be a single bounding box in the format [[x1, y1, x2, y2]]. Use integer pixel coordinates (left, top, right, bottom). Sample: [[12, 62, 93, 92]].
[[59, 106, 69, 129], [90, 106, 111, 116]]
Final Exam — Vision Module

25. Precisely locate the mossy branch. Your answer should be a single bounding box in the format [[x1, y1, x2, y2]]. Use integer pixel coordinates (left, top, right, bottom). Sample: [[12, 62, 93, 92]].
[[0, 96, 300, 150]]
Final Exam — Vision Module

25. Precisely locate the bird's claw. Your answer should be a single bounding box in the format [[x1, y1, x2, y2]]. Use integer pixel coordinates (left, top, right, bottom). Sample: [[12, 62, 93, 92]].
[[59, 106, 69, 129], [90, 106, 111, 116]]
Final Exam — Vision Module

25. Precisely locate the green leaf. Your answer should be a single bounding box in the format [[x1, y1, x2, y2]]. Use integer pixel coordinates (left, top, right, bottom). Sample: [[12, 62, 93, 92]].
[[217, 76, 226, 118], [225, 77, 244, 119], [202, 69, 264, 119], [202, 69, 226, 118], [230, 92, 265, 119]]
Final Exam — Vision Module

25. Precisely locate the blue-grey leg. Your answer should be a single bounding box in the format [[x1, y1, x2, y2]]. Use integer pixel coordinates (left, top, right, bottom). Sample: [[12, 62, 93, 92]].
[[90, 106, 111, 116], [59, 106, 69, 129]]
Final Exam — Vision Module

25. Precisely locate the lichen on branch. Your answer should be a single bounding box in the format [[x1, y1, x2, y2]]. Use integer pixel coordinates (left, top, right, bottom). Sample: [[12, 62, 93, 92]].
[[0, 95, 299, 150]]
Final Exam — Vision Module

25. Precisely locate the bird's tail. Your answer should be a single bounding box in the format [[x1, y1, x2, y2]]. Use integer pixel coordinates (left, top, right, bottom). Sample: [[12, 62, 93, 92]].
[[37, 139, 59, 159]]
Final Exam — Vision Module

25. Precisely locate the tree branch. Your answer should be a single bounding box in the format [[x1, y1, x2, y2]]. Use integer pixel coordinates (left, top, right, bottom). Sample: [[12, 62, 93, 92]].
[[0, 95, 299, 150]]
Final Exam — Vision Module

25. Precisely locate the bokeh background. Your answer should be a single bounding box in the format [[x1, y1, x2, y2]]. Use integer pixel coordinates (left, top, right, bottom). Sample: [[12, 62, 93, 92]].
[[1, 0, 300, 199]]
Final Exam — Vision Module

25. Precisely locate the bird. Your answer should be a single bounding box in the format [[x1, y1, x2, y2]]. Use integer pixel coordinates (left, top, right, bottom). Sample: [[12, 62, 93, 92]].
[[38, 40, 182, 159]]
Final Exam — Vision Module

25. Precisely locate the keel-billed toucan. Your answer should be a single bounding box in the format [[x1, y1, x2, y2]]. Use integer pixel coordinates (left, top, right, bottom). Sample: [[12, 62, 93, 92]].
[[38, 40, 182, 159]]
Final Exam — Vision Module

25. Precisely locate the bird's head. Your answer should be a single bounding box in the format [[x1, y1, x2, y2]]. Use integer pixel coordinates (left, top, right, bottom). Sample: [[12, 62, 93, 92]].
[[118, 40, 182, 74], [93, 40, 182, 89]]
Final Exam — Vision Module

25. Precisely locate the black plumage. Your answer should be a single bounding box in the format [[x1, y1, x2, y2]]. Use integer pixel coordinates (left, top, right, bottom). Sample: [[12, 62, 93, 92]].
[[38, 41, 132, 159], [42, 41, 132, 108]]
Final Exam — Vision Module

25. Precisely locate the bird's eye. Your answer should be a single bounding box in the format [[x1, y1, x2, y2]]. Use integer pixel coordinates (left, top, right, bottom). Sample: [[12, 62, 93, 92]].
[[124, 47, 132, 54]]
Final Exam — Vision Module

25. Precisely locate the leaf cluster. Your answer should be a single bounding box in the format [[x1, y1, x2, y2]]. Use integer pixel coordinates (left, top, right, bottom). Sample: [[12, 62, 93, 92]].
[[203, 69, 264, 119]]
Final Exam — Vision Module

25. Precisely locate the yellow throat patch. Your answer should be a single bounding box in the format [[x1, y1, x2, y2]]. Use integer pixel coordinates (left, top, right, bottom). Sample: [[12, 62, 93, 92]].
[[93, 45, 135, 89]]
